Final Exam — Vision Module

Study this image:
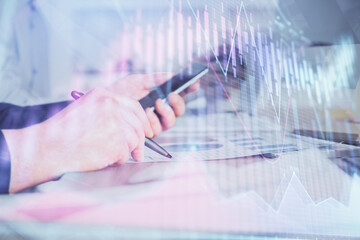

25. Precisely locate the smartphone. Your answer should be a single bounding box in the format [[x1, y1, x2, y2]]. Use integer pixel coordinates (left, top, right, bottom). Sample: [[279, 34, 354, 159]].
[[139, 63, 209, 110]]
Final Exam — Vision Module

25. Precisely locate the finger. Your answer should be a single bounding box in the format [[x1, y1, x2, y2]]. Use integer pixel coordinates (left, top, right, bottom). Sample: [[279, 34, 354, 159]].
[[120, 98, 154, 138], [168, 92, 185, 117], [179, 80, 200, 97], [114, 141, 131, 166], [121, 111, 145, 149], [133, 101, 154, 138], [155, 99, 176, 130], [188, 80, 201, 92], [145, 108, 163, 137], [113, 126, 139, 165], [131, 134, 145, 162]]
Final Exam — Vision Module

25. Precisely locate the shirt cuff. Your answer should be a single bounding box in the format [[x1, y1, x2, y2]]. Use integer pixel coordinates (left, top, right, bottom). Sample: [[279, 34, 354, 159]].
[[0, 130, 11, 194]]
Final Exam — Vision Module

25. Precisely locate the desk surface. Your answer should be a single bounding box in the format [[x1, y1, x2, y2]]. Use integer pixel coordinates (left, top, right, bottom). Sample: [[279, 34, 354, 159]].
[[1, 113, 360, 239]]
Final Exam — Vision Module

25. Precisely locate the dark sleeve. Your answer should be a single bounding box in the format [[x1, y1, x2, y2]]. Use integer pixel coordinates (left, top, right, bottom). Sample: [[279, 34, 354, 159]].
[[0, 131, 11, 194], [0, 101, 73, 129], [0, 101, 73, 194]]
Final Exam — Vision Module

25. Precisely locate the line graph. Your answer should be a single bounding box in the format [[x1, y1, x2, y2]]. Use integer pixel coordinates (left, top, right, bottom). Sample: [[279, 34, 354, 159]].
[[186, 0, 290, 123], [204, 148, 357, 212], [9, 159, 360, 236], [182, 0, 295, 160]]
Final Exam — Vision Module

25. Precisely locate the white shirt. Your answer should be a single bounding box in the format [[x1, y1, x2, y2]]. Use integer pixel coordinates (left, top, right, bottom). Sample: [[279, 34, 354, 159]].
[[0, 0, 51, 106]]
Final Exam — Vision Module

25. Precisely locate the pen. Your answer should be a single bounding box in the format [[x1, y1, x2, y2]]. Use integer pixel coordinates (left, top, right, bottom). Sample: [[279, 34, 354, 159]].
[[71, 90, 172, 159]]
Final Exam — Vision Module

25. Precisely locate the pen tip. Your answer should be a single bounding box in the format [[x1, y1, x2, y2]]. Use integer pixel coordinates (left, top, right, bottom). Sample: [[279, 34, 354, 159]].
[[166, 153, 173, 158]]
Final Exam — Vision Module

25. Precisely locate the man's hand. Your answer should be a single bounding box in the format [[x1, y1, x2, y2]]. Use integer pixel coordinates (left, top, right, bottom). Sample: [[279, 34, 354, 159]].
[[3, 74, 201, 193], [108, 73, 200, 136], [3, 88, 152, 193]]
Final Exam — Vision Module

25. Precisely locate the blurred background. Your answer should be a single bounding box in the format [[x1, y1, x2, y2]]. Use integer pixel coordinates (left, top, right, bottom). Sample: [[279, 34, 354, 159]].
[[0, 0, 360, 131]]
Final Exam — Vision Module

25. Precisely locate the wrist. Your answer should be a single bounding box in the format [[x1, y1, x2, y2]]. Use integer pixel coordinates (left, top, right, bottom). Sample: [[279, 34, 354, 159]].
[[3, 126, 65, 193]]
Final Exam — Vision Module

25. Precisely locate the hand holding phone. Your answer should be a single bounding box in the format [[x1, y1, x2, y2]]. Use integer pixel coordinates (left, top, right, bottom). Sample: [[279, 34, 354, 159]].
[[139, 63, 208, 110]]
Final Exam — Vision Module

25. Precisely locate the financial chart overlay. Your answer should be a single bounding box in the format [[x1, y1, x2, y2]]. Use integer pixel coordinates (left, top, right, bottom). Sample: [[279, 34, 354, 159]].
[[1, 0, 360, 239]]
